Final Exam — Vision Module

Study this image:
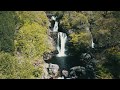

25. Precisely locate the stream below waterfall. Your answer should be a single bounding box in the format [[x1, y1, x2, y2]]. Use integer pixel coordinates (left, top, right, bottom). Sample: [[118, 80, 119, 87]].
[[45, 56, 83, 71]]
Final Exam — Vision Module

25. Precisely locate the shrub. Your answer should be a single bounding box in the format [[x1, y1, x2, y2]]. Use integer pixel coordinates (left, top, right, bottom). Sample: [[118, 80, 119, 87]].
[[96, 64, 113, 79], [0, 52, 43, 79]]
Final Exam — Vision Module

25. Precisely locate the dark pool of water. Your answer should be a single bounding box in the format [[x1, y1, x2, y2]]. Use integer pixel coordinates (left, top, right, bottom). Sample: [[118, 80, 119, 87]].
[[45, 56, 84, 71]]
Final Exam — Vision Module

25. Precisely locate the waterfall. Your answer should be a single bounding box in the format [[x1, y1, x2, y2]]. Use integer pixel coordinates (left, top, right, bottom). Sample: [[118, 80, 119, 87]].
[[91, 38, 94, 48], [51, 16, 56, 21], [51, 16, 67, 56], [51, 16, 58, 32], [86, 27, 95, 48], [53, 21, 58, 32], [57, 32, 67, 57]]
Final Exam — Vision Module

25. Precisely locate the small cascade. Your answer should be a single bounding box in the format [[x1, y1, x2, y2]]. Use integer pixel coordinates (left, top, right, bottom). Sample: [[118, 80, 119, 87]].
[[91, 38, 94, 48], [86, 27, 95, 48], [57, 32, 67, 57], [51, 16, 57, 21], [53, 21, 58, 32], [51, 16, 58, 32]]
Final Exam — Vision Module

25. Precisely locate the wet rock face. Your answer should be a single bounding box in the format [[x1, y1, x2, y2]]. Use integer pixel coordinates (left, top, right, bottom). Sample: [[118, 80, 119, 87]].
[[70, 66, 86, 79]]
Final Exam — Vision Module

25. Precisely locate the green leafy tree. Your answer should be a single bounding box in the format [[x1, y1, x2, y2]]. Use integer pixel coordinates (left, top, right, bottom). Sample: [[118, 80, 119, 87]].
[[60, 11, 88, 31], [0, 11, 53, 79], [15, 11, 52, 59], [0, 11, 16, 53]]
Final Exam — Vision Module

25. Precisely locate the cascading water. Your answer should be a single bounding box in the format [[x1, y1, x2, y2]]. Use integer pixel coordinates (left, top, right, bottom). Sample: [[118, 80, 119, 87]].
[[51, 16, 57, 21], [86, 27, 95, 48], [53, 21, 58, 32], [57, 32, 67, 57], [46, 16, 96, 79], [51, 16, 67, 56], [91, 38, 94, 48], [51, 16, 58, 32]]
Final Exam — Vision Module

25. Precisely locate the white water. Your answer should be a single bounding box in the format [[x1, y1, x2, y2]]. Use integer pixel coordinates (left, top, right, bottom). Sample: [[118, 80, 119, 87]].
[[51, 16, 67, 56], [51, 16, 58, 32], [51, 16, 56, 21], [86, 27, 95, 48], [57, 32, 67, 57], [91, 39, 94, 48], [53, 21, 58, 32]]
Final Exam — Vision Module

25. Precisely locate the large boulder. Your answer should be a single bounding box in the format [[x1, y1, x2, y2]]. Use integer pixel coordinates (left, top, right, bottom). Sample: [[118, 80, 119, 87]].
[[48, 63, 59, 76], [70, 66, 85, 71], [70, 66, 86, 79], [41, 63, 60, 79], [62, 70, 69, 78], [81, 53, 91, 60], [80, 53, 93, 66], [69, 70, 78, 79]]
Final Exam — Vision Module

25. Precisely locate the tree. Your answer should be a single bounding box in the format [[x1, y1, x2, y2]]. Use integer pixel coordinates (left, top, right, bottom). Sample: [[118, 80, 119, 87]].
[[0, 11, 16, 53]]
